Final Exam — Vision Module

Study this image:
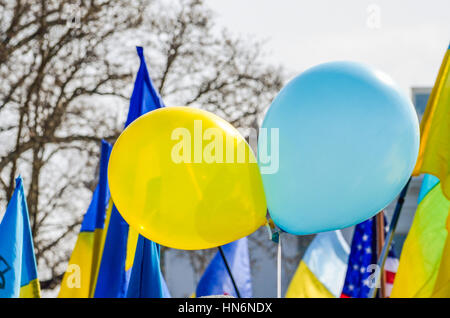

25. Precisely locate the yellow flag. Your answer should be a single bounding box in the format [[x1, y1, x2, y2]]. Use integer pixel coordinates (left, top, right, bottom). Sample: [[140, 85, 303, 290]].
[[286, 261, 334, 298], [413, 44, 450, 200], [429, 45, 450, 296], [391, 182, 450, 297], [393, 43, 450, 298], [432, 210, 450, 297]]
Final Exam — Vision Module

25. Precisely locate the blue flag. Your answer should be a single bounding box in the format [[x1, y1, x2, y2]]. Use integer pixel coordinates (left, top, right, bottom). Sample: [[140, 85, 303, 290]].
[[125, 46, 164, 127], [94, 46, 169, 298], [0, 177, 40, 298], [126, 236, 171, 298], [196, 238, 252, 298]]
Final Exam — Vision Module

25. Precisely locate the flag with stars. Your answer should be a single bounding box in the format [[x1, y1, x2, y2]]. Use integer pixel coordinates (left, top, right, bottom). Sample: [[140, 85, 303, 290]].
[[340, 215, 398, 298]]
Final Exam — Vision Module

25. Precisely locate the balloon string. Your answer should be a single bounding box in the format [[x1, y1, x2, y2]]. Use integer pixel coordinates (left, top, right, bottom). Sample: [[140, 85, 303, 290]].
[[277, 233, 282, 298], [265, 216, 282, 297], [265, 222, 273, 240], [265, 217, 278, 241]]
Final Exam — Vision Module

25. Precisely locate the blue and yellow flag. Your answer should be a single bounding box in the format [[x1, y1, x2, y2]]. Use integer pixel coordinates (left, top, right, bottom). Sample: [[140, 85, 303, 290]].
[[58, 140, 112, 297], [196, 238, 252, 298], [286, 231, 349, 298], [391, 177, 449, 297], [93, 46, 169, 298], [0, 177, 40, 298], [392, 43, 450, 297]]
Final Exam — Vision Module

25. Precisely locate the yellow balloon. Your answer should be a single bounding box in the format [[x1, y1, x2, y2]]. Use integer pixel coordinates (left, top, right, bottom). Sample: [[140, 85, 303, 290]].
[[108, 106, 267, 250]]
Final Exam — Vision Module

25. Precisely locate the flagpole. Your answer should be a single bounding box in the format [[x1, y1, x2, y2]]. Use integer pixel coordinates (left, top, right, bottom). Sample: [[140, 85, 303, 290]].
[[218, 246, 242, 298], [368, 177, 411, 298], [375, 211, 386, 298]]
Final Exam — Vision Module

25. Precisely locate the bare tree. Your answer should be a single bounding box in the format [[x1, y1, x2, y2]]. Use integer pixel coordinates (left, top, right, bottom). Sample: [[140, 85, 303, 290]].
[[0, 0, 285, 293], [0, 0, 147, 286]]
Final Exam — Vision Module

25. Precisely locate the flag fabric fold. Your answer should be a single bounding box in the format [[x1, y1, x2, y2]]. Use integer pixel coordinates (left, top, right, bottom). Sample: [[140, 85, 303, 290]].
[[391, 180, 449, 297], [92, 205, 131, 297], [125, 46, 164, 127], [0, 176, 40, 298], [126, 235, 171, 298], [413, 43, 450, 200], [432, 209, 450, 297], [59, 140, 112, 297], [196, 238, 252, 298], [286, 231, 349, 298]]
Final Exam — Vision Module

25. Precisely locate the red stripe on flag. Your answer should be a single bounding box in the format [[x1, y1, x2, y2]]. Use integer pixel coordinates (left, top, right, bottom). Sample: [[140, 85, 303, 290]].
[[385, 270, 396, 284]]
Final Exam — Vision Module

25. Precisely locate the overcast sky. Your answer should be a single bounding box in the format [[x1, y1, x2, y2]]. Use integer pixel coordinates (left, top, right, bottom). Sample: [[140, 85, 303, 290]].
[[208, 0, 449, 94]]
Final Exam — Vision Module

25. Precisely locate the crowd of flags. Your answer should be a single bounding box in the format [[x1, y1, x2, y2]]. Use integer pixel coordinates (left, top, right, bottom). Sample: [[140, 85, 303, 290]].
[[0, 43, 449, 298]]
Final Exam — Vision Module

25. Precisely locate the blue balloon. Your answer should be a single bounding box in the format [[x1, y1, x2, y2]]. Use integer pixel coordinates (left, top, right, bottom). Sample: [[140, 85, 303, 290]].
[[258, 61, 419, 235]]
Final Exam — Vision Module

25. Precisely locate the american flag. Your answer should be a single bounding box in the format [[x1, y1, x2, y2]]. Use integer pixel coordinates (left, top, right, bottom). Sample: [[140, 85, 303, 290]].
[[341, 215, 399, 298]]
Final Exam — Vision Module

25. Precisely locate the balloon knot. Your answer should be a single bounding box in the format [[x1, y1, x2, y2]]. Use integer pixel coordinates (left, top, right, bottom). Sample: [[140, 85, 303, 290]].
[[265, 219, 280, 243]]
